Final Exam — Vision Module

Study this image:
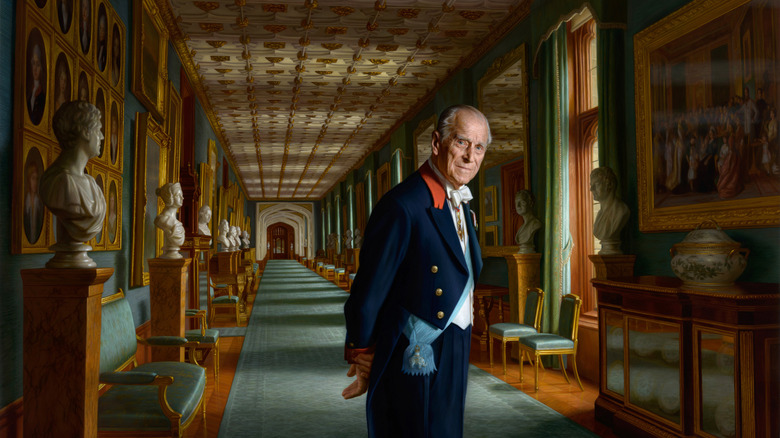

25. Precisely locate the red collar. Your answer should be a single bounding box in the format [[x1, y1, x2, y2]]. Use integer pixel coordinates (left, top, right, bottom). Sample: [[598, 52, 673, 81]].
[[420, 161, 446, 209]]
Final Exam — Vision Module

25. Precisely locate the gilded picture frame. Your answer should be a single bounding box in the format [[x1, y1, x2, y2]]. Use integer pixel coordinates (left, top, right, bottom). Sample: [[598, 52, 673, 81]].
[[376, 162, 390, 200], [131, 112, 171, 286], [87, 163, 107, 250], [165, 81, 182, 183], [106, 173, 122, 250], [132, 0, 168, 121], [483, 185, 498, 222], [108, 90, 123, 170], [109, 10, 125, 92], [635, 0, 780, 231], [483, 225, 498, 247]]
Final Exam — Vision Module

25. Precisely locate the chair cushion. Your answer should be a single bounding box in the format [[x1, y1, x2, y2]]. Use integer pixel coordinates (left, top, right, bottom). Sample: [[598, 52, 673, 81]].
[[349, 273, 357, 280], [335, 268, 345, 274], [213, 295, 239, 304], [317, 262, 324, 267], [325, 265, 335, 270], [519, 333, 575, 350], [185, 329, 220, 344], [98, 362, 206, 431], [489, 323, 537, 338]]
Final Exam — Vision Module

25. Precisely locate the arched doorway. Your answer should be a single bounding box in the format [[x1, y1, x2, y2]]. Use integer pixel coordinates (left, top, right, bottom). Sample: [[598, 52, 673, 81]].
[[268, 222, 295, 259]]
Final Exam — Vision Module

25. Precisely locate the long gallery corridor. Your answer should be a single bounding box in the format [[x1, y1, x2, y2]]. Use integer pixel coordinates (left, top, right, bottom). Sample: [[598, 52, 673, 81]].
[[183, 259, 616, 437]]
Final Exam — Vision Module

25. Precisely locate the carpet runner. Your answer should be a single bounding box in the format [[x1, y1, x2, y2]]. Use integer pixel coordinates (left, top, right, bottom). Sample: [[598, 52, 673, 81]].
[[218, 259, 598, 437]]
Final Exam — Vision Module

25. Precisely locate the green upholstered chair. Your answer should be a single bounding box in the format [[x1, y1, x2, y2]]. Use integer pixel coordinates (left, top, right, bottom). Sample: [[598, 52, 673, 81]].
[[488, 287, 545, 376], [518, 293, 584, 391], [98, 290, 206, 437], [185, 309, 220, 388], [208, 275, 241, 325]]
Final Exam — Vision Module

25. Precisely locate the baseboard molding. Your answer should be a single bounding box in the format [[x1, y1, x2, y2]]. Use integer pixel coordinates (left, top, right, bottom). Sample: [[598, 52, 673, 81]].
[[0, 398, 22, 438], [0, 322, 153, 438]]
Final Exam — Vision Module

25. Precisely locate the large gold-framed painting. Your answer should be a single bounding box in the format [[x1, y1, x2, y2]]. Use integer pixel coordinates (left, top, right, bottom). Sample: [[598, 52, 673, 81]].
[[635, 0, 780, 231], [131, 112, 171, 286], [132, 0, 168, 121]]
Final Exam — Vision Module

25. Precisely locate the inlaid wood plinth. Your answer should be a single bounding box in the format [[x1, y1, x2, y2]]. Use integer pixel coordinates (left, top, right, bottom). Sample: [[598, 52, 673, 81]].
[[22, 267, 114, 438], [148, 258, 192, 362], [503, 253, 542, 323], [588, 254, 636, 280]]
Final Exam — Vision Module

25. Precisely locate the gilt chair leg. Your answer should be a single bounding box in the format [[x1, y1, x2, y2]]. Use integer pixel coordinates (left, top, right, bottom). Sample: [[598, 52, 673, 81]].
[[571, 354, 584, 391], [559, 354, 571, 384], [533, 352, 540, 391], [488, 335, 494, 368], [519, 349, 525, 383], [501, 340, 507, 375]]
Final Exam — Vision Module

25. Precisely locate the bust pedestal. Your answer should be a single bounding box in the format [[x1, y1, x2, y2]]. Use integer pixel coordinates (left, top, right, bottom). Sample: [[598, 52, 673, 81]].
[[588, 254, 636, 280], [503, 253, 542, 323], [148, 258, 192, 362], [181, 234, 211, 328], [22, 267, 114, 438]]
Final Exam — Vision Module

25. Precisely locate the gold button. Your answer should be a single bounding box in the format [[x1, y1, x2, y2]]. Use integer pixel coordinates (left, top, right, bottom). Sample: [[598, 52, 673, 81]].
[[435, 288, 443, 296], [431, 265, 438, 273], [437, 311, 444, 319]]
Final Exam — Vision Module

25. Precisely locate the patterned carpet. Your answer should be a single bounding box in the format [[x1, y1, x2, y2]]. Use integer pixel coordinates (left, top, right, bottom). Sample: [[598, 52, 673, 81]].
[[218, 260, 598, 438]]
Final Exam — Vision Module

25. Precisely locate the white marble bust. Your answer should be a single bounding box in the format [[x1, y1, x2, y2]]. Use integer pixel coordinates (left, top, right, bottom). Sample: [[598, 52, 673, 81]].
[[353, 228, 363, 249], [230, 225, 241, 251], [217, 219, 230, 252], [514, 190, 541, 254], [197, 205, 211, 238], [591, 166, 630, 255], [241, 230, 250, 249], [39, 101, 106, 268], [154, 182, 185, 259]]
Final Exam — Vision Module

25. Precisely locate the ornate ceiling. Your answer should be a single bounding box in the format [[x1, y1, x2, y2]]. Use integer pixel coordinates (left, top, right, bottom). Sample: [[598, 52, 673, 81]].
[[164, 0, 531, 200]]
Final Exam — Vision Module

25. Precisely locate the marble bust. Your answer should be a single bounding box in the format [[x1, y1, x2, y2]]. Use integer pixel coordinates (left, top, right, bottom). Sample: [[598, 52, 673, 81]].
[[197, 205, 212, 237], [230, 226, 241, 251], [154, 182, 185, 259], [590, 166, 630, 255], [241, 230, 250, 249], [353, 228, 363, 249], [39, 100, 106, 268], [514, 190, 541, 254], [343, 229, 353, 249], [217, 219, 230, 252]]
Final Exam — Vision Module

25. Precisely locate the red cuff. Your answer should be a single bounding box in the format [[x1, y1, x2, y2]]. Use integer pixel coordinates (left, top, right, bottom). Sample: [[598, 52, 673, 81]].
[[345, 345, 375, 364]]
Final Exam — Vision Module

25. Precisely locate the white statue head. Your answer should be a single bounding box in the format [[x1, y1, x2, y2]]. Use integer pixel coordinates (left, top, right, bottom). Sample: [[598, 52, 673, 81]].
[[154, 182, 185, 259]]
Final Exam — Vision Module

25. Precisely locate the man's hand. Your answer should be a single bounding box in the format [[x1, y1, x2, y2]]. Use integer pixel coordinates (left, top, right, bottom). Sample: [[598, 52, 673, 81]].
[[342, 352, 374, 399]]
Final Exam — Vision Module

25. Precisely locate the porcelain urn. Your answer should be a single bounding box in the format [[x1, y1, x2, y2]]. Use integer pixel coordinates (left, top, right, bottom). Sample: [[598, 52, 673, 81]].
[[669, 220, 749, 286]]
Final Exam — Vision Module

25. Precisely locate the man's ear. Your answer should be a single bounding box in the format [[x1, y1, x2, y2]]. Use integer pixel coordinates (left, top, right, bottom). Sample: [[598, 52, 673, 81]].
[[431, 130, 441, 157]]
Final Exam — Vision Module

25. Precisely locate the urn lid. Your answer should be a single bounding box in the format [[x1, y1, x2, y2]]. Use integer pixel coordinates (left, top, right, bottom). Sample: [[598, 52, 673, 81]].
[[678, 219, 738, 247]]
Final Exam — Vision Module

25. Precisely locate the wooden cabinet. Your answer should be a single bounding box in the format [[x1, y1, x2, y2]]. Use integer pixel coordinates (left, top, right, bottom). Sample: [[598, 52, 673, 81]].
[[592, 276, 779, 438]]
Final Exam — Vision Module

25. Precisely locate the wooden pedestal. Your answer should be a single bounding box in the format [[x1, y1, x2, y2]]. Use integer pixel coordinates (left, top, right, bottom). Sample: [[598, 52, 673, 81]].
[[181, 235, 211, 328], [588, 254, 636, 280], [149, 258, 192, 362], [503, 253, 542, 323], [22, 267, 114, 438]]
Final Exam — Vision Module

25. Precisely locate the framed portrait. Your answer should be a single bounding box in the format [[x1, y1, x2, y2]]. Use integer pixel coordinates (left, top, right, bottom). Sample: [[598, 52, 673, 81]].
[[483, 185, 497, 222], [24, 25, 51, 131], [56, 0, 75, 36], [131, 112, 171, 286], [76, 61, 92, 102], [13, 134, 52, 253], [377, 162, 390, 200], [77, 0, 92, 58], [635, 0, 780, 231], [94, 1, 108, 74], [106, 174, 122, 249], [132, 0, 168, 121], [94, 84, 106, 161], [165, 81, 182, 182], [109, 13, 125, 91], [51, 43, 73, 117], [108, 91, 123, 170], [483, 225, 498, 247], [199, 140, 217, 239]]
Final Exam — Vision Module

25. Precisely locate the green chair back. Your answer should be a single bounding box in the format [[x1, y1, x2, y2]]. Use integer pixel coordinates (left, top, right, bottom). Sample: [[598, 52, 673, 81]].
[[99, 291, 138, 375], [522, 287, 544, 330], [557, 294, 581, 341]]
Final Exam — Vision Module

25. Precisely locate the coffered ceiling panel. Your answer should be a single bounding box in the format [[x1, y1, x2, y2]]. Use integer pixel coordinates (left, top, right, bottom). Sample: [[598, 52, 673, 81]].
[[164, 0, 531, 199]]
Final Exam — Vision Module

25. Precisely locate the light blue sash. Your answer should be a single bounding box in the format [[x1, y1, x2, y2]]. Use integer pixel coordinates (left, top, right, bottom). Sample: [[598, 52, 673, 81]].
[[402, 245, 473, 375]]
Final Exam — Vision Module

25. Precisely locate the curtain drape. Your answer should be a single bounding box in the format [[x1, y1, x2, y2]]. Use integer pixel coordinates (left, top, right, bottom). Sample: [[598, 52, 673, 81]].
[[538, 24, 572, 334], [597, 26, 626, 193]]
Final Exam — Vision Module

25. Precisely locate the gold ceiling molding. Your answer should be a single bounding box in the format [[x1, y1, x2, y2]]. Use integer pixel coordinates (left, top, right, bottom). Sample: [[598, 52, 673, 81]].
[[222, 89, 236, 95], [445, 30, 468, 37], [264, 25, 287, 33], [200, 23, 223, 32], [460, 10, 486, 20], [397, 8, 420, 19], [263, 4, 287, 13], [387, 28, 409, 35], [412, 72, 429, 78], [363, 71, 382, 76], [326, 27, 348, 35], [431, 45, 453, 53], [420, 60, 439, 66], [331, 6, 355, 16], [358, 82, 375, 87], [376, 44, 399, 52], [265, 57, 284, 63], [369, 59, 389, 64], [211, 55, 230, 62], [315, 71, 333, 75], [264, 42, 286, 50], [321, 43, 343, 50], [266, 70, 284, 74], [218, 80, 235, 85], [267, 81, 280, 85], [206, 40, 226, 48], [193, 1, 220, 12], [215, 68, 233, 73], [316, 58, 338, 64]]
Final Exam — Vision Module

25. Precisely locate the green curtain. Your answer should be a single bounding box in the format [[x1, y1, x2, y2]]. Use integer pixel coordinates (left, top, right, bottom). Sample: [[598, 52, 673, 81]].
[[538, 24, 572, 334], [597, 26, 626, 193]]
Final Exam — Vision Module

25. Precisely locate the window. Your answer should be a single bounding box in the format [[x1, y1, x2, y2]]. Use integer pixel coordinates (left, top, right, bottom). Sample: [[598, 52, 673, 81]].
[[567, 15, 600, 322]]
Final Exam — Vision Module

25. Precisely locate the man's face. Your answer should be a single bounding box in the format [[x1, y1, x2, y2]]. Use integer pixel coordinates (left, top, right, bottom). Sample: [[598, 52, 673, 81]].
[[87, 121, 104, 157], [431, 109, 488, 187], [31, 50, 42, 81], [28, 167, 39, 193], [514, 196, 526, 215]]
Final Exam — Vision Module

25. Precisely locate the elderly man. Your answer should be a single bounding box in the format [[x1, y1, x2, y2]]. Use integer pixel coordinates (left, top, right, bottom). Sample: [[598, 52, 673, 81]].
[[343, 104, 490, 438]]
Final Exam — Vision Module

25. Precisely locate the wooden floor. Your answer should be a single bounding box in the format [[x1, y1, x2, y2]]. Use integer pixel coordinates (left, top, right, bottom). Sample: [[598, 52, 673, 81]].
[[184, 285, 618, 438]]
